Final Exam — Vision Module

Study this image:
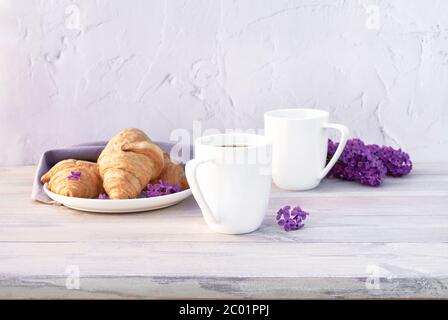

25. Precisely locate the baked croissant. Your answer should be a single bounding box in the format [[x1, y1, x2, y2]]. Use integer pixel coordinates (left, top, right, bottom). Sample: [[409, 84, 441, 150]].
[[151, 153, 189, 190], [98, 128, 164, 199], [41, 159, 103, 198]]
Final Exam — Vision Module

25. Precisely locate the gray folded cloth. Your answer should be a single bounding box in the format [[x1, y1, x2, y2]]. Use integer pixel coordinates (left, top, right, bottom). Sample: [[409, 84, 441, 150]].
[[31, 141, 187, 203]]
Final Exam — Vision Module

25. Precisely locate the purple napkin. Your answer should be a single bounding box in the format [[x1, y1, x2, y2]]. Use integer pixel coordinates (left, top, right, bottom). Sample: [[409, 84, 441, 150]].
[[31, 141, 190, 203]]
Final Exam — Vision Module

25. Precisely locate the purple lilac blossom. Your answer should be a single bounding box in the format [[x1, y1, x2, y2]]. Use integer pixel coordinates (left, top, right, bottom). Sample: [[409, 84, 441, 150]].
[[67, 171, 81, 181], [327, 138, 412, 186], [141, 180, 181, 198], [327, 139, 386, 186], [367, 144, 413, 177], [276, 205, 309, 232]]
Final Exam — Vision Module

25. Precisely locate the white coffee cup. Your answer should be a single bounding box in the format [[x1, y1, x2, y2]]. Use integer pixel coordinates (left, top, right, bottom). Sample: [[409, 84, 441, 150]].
[[264, 108, 349, 191], [185, 133, 272, 234]]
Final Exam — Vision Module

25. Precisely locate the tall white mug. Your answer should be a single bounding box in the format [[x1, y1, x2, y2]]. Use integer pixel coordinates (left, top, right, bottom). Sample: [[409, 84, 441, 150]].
[[185, 133, 272, 234], [264, 108, 349, 191]]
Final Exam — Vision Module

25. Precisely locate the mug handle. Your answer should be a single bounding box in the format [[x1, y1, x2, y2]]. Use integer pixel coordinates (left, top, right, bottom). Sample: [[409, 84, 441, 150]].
[[318, 123, 349, 180], [185, 158, 220, 224]]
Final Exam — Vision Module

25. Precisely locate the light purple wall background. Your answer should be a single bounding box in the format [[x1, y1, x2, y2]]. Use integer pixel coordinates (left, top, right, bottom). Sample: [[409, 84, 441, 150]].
[[1, 0, 448, 165]]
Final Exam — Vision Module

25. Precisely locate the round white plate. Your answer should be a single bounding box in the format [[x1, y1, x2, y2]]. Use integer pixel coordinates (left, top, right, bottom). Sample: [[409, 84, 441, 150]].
[[43, 183, 192, 213]]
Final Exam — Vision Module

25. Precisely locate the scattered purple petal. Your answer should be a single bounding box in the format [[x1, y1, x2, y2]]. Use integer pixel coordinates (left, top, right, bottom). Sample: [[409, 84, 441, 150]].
[[98, 193, 108, 199], [67, 171, 81, 181], [141, 180, 182, 198], [276, 205, 309, 232]]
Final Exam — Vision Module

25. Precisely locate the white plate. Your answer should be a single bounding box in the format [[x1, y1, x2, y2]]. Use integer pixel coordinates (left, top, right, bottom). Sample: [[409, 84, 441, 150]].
[[43, 183, 192, 213]]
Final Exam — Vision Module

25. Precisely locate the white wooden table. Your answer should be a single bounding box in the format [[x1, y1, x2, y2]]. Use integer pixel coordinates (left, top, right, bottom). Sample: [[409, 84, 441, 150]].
[[1, 164, 447, 299]]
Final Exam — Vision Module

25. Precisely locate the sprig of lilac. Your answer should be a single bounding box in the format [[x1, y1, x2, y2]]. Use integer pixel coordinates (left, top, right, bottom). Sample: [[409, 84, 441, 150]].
[[367, 144, 413, 177], [327, 138, 412, 186], [276, 205, 309, 232], [141, 180, 181, 198], [67, 171, 81, 181], [97, 181, 180, 200], [327, 139, 386, 186]]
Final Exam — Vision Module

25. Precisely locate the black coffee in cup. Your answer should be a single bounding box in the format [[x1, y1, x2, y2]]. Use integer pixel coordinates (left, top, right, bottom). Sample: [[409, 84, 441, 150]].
[[216, 144, 248, 148]]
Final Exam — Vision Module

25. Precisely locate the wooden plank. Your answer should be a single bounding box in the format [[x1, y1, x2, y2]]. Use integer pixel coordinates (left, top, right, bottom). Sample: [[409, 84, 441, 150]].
[[0, 242, 447, 278], [1, 276, 447, 299], [0, 212, 447, 243], [2, 165, 448, 198], [1, 193, 447, 243]]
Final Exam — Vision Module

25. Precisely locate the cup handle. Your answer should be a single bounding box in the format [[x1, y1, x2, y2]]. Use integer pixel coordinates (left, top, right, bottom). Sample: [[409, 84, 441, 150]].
[[185, 158, 220, 224], [318, 123, 349, 180]]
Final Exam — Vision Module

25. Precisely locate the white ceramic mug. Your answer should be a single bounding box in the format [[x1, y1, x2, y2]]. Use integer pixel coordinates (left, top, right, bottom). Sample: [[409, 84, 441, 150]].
[[185, 133, 272, 234], [264, 108, 349, 191]]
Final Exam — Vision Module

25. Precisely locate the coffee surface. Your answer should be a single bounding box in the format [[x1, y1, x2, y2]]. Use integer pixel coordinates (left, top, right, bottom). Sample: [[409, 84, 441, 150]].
[[215, 144, 248, 148]]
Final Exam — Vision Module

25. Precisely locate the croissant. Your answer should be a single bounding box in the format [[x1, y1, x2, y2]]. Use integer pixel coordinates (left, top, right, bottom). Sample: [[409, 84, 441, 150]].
[[41, 159, 103, 198], [98, 128, 164, 199], [151, 153, 189, 190]]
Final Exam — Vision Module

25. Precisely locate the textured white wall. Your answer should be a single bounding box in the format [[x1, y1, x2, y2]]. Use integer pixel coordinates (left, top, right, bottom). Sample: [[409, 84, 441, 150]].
[[1, 0, 447, 165]]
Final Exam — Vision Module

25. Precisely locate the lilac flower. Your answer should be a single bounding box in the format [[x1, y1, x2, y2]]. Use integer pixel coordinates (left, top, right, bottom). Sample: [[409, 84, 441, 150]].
[[141, 180, 181, 198], [98, 193, 108, 199], [326, 138, 412, 186], [327, 139, 386, 187], [367, 144, 413, 177], [67, 171, 81, 181], [276, 205, 309, 232]]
